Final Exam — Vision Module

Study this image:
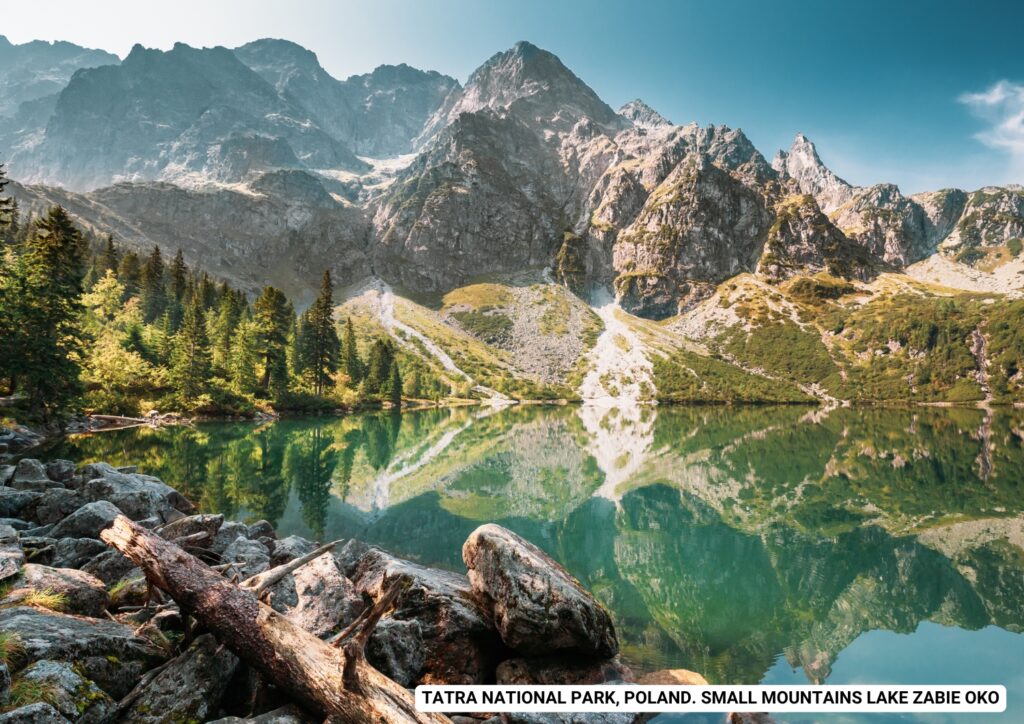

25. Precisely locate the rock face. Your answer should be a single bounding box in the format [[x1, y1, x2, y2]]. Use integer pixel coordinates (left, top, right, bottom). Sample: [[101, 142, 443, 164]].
[[0, 524, 24, 581], [5, 564, 109, 616], [337, 540, 502, 685], [120, 634, 239, 724], [266, 552, 363, 638], [772, 133, 858, 213], [463, 523, 618, 657], [17, 660, 114, 723], [48, 501, 121, 539], [618, 99, 672, 129]]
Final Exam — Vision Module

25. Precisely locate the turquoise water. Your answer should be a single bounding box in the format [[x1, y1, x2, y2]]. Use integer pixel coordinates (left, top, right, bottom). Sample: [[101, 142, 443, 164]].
[[44, 405, 1024, 722]]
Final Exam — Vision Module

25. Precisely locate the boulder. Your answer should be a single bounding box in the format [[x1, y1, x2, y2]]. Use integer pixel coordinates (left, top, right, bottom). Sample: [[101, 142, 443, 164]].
[[31, 489, 84, 526], [4, 564, 109, 616], [337, 540, 501, 685], [496, 655, 633, 685], [248, 519, 276, 540], [0, 661, 9, 705], [78, 463, 192, 521], [48, 501, 120, 540], [17, 660, 114, 723], [0, 518, 30, 531], [636, 669, 708, 685], [267, 553, 363, 638], [11, 459, 50, 486], [211, 520, 249, 554], [44, 460, 76, 483], [208, 704, 315, 723], [119, 633, 238, 724], [15, 536, 55, 565], [0, 524, 24, 581], [223, 536, 270, 579], [51, 537, 108, 569], [157, 513, 223, 545], [0, 607, 162, 697], [270, 535, 316, 566], [505, 714, 643, 724], [0, 466, 14, 486], [365, 618, 425, 687], [0, 490, 41, 518], [463, 524, 617, 657], [81, 550, 136, 585], [0, 703, 71, 723]]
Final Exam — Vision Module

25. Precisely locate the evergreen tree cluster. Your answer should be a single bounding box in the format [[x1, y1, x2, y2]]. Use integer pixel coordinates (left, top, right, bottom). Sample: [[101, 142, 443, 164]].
[[0, 169, 440, 420]]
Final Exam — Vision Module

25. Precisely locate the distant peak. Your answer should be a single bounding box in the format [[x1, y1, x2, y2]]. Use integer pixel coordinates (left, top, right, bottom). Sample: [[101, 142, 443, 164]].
[[774, 133, 855, 213], [618, 99, 671, 128]]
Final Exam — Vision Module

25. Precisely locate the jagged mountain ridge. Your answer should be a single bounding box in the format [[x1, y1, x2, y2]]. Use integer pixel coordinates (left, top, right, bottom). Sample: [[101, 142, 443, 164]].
[[3, 37, 1022, 326]]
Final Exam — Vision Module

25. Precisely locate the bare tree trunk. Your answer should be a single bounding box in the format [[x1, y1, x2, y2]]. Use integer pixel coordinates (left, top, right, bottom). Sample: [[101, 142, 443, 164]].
[[100, 515, 448, 724]]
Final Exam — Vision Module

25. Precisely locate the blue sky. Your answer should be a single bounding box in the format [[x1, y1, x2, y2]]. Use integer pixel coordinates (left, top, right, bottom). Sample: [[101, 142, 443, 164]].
[[5, 0, 1023, 193]]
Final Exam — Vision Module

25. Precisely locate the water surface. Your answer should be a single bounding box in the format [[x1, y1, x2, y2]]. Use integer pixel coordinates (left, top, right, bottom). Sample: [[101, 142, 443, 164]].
[[44, 404, 1024, 722]]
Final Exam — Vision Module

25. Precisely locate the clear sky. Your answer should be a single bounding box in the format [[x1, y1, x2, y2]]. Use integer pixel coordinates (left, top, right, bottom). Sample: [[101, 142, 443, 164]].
[[4, 0, 1023, 193]]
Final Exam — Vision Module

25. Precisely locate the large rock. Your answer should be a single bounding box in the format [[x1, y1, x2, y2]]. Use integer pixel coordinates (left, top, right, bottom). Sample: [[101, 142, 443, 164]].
[[51, 537, 108, 569], [208, 704, 315, 723], [210, 520, 249, 554], [496, 655, 633, 685], [463, 524, 618, 657], [364, 618, 425, 687], [11, 459, 51, 487], [267, 553, 363, 638], [636, 668, 708, 685], [156, 512, 223, 545], [43, 460, 76, 483], [0, 524, 24, 581], [337, 540, 501, 685], [81, 550, 136, 585], [48, 501, 120, 540], [17, 660, 114, 723], [119, 634, 238, 724], [223, 536, 270, 579], [4, 564, 109, 616], [0, 466, 14, 486], [0, 703, 71, 723], [0, 490, 41, 518], [0, 607, 162, 697], [77, 463, 193, 521], [31, 489, 84, 526], [269, 535, 316, 566]]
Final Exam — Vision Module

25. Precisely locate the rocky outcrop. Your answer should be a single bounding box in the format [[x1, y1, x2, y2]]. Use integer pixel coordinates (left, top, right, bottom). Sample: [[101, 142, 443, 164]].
[[463, 523, 618, 657], [618, 99, 671, 129], [2, 563, 109, 616], [16, 660, 114, 723], [772, 133, 858, 213]]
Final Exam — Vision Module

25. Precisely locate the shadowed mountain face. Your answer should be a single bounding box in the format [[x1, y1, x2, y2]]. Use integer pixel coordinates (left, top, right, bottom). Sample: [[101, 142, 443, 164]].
[[2, 37, 1022, 315], [43, 405, 1024, 686]]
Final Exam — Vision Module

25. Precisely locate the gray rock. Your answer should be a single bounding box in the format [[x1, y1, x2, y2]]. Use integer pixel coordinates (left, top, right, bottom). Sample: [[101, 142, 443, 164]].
[[0, 607, 161, 696], [44, 460, 76, 483], [0, 489, 40, 519], [51, 537, 107, 569], [247, 519, 276, 540], [20, 524, 53, 538], [211, 520, 249, 554], [208, 704, 315, 723], [31, 488, 84, 526], [269, 535, 316, 566], [81, 550, 136, 585], [365, 617, 425, 687], [0, 702, 72, 723], [48, 500, 120, 539], [4, 564, 109, 616], [17, 660, 113, 723], [157, 512, 223, 545], [0, 524, 24, 582], [15, 536, 55, 565], [12, 459, 49, 485], [79, 464, 192, 521], [463, 523, 618, 657], [0, 519, 29, 531], [496, 655, 633, 685], [0, 466, 14, 486], [223, 536, 270, 579], [120, 633, 238, 724], [338, 539, 500, 685], [505, 714, 643, 724], [267, 553, 363, 638], [0, 661, 9, 705]]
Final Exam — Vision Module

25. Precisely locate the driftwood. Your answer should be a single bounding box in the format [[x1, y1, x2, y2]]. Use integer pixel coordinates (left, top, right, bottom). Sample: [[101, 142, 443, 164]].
[[100, 515, 449, 724], [241, 539, 342, 596]]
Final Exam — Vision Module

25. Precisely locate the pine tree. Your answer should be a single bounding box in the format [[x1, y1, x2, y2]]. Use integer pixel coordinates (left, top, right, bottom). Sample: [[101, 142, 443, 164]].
[[100, 235, 119, 273], [140, 246, 166, 322], [229, 312, 259, 395], [343, 317, 363, 383], [210, 290, 243, 374], [7, 207, 87, 420], [118, 251, 142, 300], [170, 295, 211, 405], [252, 286, 292, 399], [169, 249, 188, 301], [362, 337, 394, 396], [301, 270, 340, 396], [387, 360, 403, 408]]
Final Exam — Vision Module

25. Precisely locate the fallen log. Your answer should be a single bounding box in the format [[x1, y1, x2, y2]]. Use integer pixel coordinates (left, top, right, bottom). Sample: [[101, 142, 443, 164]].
[[100, 515, 449, 724]]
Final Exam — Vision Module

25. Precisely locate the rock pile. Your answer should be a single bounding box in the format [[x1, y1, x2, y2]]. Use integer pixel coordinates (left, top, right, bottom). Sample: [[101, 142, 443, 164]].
[[0, 458, 715, 723]]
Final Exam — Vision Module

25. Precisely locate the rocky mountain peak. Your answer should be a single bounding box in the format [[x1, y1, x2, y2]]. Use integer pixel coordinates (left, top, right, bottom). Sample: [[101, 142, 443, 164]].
[[773, 132, 857, 213], [618, 99, 671, 129]]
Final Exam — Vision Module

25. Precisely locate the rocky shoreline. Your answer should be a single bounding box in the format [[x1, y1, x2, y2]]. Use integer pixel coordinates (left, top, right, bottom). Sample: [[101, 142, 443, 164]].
[[0, 456, 774, 724]]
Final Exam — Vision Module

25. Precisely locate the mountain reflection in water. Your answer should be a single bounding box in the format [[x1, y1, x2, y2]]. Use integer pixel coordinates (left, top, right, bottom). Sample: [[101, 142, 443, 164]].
[[45, 404, 1024, 699]]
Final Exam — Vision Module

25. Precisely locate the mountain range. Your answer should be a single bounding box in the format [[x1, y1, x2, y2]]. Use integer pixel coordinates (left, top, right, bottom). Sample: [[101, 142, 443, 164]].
[[3, 35, 1023, 404]]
